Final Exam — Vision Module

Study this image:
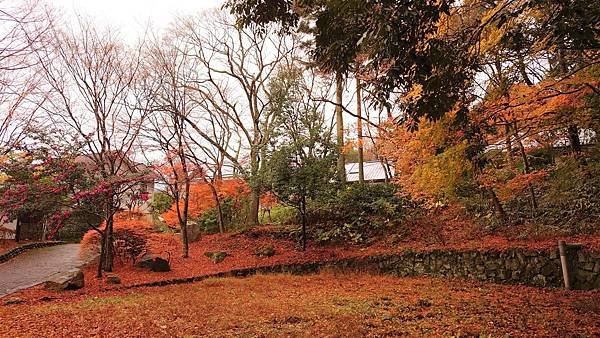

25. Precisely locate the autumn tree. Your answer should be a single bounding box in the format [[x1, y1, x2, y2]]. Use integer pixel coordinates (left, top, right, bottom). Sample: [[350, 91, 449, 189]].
[[137, 29, 201, 257], [0, 150, 86, 242], [173, 10, 295, 226], [0, 0, 50, 155], [35, 18, 148, 273], [228, 0, 476, 125]]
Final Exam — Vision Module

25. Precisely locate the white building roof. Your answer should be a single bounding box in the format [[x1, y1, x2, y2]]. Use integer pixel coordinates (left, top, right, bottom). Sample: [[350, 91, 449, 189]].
[[345, 161, 394, 182]]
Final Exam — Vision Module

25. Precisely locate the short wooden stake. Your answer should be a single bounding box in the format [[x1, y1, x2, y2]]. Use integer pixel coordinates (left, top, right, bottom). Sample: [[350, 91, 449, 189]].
[[558, 240, 571, 290]]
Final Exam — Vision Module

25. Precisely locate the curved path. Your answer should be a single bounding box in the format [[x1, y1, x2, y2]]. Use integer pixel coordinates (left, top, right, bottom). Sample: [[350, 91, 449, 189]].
[[0, 244, 84, 298]]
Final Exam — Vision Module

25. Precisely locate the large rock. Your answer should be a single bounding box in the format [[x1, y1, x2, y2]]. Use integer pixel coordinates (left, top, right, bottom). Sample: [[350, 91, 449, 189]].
[[186, 221, 202, 243], [105, 273, 121, 284], [135, 254, 171, 272], [255, 244, 275, 258], [45, 269, 84, 291], [204, 251, 228, 264]]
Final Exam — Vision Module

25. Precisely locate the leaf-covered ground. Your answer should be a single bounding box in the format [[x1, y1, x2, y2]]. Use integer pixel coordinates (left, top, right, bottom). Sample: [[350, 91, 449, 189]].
[[6, 219, 599, 304], [1, 273, 598, 337]]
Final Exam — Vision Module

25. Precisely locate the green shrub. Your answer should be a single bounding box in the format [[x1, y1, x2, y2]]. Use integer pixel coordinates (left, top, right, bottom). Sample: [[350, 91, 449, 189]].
[[538, 157, 600, 232], [311, 183, 405, 225], [193, 196, 252, 234], [57, 211, 102, 242], [149, 192, 173, 215], [309, 183, 407, 244], [259, 204, 298, 225], [481, 154, 600, 235]]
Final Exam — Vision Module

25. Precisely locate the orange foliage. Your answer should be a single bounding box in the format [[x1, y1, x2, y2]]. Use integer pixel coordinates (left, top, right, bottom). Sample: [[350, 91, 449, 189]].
[[482, 74, 598, 147], [260, 192, 278, 208], [499, 170, 549, 201], [162, 178, 249, 227], [80, 211, 154, 254], [379, 113, 470, 202]]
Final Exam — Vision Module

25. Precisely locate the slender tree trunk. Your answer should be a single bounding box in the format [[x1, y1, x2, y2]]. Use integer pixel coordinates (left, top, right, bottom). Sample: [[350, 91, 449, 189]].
[[505, 123, 514, 166], [335, 72, 346, 183], [514, 123, 538, 210], [356, 77, 365, 183], [181, 180, 190, 258], [300, 196, 307, 252], [208, 181, 224, 233], [556, 48, 582, 154], [14, 218, 21, 243], [248, 121, 261, 226], [567, 125, 582, 153], [102, 213, 114, 272], [249, 187, 260, 227], [517, 53, 533, 86], [487, 187, 506, 222], [96, 231, 105, 278]]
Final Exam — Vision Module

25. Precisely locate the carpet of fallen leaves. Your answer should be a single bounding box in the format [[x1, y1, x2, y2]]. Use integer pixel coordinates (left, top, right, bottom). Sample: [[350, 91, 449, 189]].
[[1, 273, 599, 337], [7, 224, 600, 306], [6, 209, 600, 306]]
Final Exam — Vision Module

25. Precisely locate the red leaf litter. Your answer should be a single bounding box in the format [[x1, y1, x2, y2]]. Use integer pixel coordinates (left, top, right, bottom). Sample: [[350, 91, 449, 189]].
[[7, 211, 600, 304]]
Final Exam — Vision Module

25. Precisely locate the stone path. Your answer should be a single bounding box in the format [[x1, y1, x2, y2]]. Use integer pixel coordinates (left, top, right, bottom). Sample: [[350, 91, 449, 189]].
[[0, 244, 84, 298]]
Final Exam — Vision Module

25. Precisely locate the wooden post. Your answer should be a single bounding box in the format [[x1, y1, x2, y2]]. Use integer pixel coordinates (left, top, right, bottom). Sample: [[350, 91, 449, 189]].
[[558, 240, 571, 290]]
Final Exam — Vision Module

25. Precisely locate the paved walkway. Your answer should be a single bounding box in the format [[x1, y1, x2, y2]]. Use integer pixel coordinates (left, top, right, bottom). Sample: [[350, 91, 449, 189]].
[[0, 244, 84, 298]]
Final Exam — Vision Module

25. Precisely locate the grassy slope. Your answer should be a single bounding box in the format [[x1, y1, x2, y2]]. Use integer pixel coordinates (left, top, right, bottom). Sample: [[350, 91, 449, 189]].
[[2, 273, 598, 337]]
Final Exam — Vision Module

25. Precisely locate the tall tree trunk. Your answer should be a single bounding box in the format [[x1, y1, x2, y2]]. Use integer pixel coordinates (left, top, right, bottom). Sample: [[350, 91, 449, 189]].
[[487, 187, 506, 222], [181, 180, 190, 258], [300, 196, 307, 252], [249, 187, 260, 227], [335, 72, 346, 183], [517, 53, 533, 86], [504, 123, 514, 166], [514, 123, 538, 210], [96, 231, 105, 278], [102, 212, 114, 272], [208, 181, 224, 233], [14, 218, 21, 243], [567, 125, 582, 153], [556, 48, 582, 154], [356, 77, 365, 183]]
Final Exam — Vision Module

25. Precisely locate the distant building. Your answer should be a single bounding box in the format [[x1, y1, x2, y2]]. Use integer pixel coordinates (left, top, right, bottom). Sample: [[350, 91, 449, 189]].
[[345, 161, 395, 183], [0, 217, 16, 240]]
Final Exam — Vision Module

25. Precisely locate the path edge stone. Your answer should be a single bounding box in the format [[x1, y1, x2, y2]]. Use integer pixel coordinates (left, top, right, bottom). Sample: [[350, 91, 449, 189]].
[[0, 241, 66, 264]]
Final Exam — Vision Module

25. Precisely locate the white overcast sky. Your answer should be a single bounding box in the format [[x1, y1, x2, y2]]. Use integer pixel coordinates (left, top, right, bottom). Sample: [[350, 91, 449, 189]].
[[49, 0, 225, 42]]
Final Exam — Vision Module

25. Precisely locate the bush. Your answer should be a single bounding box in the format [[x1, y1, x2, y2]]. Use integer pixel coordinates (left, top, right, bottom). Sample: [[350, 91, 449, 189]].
[[192, 196, 251, 234], [149, 192, 173, 215], [113, 229, 147, 264], [470, 153, 600, 236], [309, 183, 407, 244], [535, 156, 600, 233], [259, 204, 298, 225], [57, 211, 102, 242], [81, 228, 148, 260]]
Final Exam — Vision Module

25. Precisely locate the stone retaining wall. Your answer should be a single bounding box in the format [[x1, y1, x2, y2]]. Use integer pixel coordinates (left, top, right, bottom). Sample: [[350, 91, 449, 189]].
[[0, 241, 66, 264], [130, 247, 600, 290], [372, 248, 599, 290]]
